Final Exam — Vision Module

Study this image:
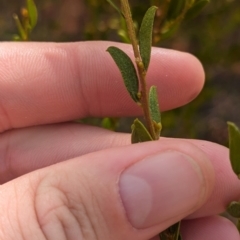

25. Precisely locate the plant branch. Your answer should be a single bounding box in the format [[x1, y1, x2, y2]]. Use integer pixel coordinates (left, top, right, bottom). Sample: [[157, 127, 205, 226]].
[[120, 0, 157, 140]]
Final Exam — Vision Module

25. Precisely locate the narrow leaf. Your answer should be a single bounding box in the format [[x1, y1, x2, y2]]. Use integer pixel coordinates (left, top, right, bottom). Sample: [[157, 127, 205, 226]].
[[149, 86, 161, 124], [228, 122, 240, 178], [13, 14, 27, 40], [167, 0, 186, 20], [185, 0, 209, 20], [12, 34, 21, 41], [149, 86, 162, 138], [227, 201, 240, 218], [107, 46, 139, 103], [139, 6, 157, 70], [131, 119, 153, 143], [27, 0, 38, 29], [118, 18, 130, 43], [118, 29, 131, 43], [107, 0, 124, 17], [101, 117, 118, 131]]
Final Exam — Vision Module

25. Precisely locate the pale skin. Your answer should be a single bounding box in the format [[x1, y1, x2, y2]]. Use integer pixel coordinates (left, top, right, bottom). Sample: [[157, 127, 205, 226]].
[[0, 41, 239, 240]]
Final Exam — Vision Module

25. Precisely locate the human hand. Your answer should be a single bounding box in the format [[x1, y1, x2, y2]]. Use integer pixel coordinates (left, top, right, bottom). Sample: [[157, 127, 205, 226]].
[[0, 42, 239, 240]]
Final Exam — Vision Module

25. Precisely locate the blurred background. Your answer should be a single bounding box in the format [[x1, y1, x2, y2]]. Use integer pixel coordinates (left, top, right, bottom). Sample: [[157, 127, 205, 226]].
[[0, 0, 240, 146]]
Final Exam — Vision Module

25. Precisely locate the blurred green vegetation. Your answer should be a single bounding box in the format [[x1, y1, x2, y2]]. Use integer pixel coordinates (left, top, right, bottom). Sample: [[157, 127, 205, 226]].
[[1, 0, 240, 145]]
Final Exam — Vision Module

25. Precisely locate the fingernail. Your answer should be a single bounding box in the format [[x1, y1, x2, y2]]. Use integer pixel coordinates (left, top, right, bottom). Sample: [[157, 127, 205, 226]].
[[119, 151, 206, 228]]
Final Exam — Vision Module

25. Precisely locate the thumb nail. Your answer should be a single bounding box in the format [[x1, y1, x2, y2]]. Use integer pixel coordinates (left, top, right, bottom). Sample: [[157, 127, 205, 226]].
[[119, 150, 206, 228]]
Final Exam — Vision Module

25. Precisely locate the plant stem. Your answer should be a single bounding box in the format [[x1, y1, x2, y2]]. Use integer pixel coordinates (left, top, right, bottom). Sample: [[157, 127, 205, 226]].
[[150, 0, 170, 44], [120, 0, 156, 140]]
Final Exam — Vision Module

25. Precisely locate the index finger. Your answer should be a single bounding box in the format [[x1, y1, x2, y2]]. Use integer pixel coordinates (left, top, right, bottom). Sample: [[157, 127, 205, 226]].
[[0, 41, 204, 132]]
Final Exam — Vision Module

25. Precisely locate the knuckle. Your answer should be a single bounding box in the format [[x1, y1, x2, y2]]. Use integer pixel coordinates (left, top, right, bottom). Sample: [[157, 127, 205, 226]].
[[35, 172, 108, 240]]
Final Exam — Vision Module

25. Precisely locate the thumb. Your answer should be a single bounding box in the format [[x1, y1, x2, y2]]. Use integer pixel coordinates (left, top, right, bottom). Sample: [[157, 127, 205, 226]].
[[0, 141, 214, 240]]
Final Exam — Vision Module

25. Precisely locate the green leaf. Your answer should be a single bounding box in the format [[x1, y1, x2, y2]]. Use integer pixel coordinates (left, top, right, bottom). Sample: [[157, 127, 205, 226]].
[[149, 86, 161, 124], [185, 0, 210, 20], [118, 17, 130, 43], [27, 0, 38, 29], [139, 6, 157, 70], [13, 14, 27, 40], [107, 0, 124, 17], [149, 86, 162, 138], [12, 34, 21, 41], [101, 117, 118, 131], [131, 119, 153, 143], [118, 29, 131, 43], [228, 122, 240, 178], [227, 201, 240, 218], [107, 46, 139, 103], [160, 21, 179, 40], [167, 0, 186, 20]]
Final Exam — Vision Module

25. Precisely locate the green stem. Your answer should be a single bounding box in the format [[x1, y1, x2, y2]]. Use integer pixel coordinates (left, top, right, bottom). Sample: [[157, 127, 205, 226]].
[[120, 0, 156, 140]]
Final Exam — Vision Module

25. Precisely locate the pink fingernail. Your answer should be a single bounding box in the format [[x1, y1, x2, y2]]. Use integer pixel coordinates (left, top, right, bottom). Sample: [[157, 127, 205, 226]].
[[119, 151, 205, 228]]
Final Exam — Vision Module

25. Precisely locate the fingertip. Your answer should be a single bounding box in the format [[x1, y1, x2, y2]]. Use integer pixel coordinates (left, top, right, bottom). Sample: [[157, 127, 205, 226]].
[[181, 216, 240, 240], [119, 149, 213, 228], [0, 41, 206, 130], [185, 139, 240, 218], [150, 48, 205, 110]]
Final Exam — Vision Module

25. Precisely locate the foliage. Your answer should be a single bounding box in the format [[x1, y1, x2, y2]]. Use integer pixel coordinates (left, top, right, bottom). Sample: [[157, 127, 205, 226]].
[[1, 0, 240, 236], [12, 0, 38, 40], [106, 1, 207, 238]]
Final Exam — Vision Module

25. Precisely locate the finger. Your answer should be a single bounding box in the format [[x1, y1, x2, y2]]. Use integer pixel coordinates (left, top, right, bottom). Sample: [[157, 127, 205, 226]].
[[0, 41, 204, 131], [149, 236, 160, 240], [0, 140, 214, 240], [0, 123, 130, 183], [1, 123, 239, 220], [185, 139, 240, 219], [181, 216, 240, 240]]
